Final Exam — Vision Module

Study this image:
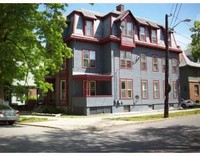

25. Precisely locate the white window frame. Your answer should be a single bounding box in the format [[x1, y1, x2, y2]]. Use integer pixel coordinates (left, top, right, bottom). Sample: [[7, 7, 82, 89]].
[[141, 80, 148, 99], [153, 81, 160, 99]]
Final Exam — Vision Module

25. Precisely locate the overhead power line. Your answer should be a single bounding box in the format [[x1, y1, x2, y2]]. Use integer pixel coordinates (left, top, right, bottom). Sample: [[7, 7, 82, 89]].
[[172, 3, 182, 28], [170, 3, 178, 28]]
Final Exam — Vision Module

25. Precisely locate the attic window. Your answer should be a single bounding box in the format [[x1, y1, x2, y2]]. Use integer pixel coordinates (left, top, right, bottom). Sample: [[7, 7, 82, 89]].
[[85, 20, 93, 37], [139, 26, 146, 41], [151, 29, 157, 44], [121, 21, 133, 37]]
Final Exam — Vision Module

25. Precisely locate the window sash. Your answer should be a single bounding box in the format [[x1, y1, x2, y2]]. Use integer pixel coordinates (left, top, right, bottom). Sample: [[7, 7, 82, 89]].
[[120, 51, 132, 68], [194, 85, 199, 95], [90, 81, 96, 96], [151, 30, 157, 43], [86, 21, 93, 36], [173, 82, 178, 99], [121, 80, 133, 99], [142, 81, 148, 99], [60, 80, 66, 100], [127, 22, 133, 36], [121, 21, 133, 37], [141, 54, 147, 70], [152, 56, 158, 71], [140, 27, 145, 41], [153, 81, 160, 99], [83, 50, 96, 68], [162, 57, 165, 72], [172, 59, 177, 73]]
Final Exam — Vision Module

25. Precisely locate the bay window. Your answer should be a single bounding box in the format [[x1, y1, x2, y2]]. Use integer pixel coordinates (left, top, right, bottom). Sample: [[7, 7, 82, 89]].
[[121, 21, 133, 37]]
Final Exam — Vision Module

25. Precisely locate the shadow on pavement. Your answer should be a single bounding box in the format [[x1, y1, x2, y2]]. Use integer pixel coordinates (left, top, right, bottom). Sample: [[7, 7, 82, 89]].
[[0, 125, 200, 153]]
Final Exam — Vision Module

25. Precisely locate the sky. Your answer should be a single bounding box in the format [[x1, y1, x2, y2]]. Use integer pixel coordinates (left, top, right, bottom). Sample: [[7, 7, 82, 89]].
[[63, 3, 200, 51]]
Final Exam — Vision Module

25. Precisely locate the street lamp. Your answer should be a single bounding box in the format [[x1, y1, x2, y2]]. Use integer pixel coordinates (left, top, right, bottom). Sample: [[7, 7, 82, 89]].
[[164, 15, 191, 118]]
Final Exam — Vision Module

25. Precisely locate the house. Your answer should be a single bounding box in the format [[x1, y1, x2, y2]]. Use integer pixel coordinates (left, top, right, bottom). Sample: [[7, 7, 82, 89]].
[[4, 73, 37, 106], [45, 4, 182, 115], [179, 51, 200, 103]]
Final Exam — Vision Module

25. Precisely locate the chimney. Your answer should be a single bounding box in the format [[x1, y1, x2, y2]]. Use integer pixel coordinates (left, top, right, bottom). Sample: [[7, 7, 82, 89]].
[[116, 4, 124, 12]]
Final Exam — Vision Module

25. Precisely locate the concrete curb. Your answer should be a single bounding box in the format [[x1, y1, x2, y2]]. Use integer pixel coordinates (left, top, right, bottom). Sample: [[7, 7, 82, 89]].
[[17, 108, 200, 130]]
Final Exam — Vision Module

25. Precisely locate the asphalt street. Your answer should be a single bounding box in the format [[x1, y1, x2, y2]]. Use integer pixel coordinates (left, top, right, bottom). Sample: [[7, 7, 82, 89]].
[[0, 114, 200, 153]]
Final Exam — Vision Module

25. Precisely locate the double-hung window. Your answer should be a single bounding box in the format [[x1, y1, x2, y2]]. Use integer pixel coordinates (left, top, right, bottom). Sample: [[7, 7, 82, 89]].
[[90, 81, 96, 96], [121, 21, 133, 37], [194, 85, 199, 96], [120, 79, 133, 99], [120, 51, 132, 68], [153, 80, 160, 99], [141, 80, 148, 99], [151, 29, 157, 44], [83, 50, 96, 68], [141, 54, 147, 70], [60, 80, 66, 100], [83, 81, 96, 96], [85, 20, 93, 36], [173, 81, 178, 99], [139, 26, 146, 41], [172, 59, 178, 74], [152, 55, 158, 71], [162, 57, 165, 73]]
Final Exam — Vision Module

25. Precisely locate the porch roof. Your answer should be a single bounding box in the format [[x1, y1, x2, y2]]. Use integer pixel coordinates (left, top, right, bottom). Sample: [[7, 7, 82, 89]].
[[72, 72, 112, 81]]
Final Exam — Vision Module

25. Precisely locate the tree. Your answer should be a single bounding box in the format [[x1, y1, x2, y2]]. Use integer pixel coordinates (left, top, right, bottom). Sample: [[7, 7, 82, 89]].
[[0, 4, 72, 101], [190, 20, 200, 62]]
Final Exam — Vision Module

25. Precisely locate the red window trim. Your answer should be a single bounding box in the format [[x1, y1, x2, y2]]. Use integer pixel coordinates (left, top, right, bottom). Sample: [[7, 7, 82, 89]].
[[140, 53, 147, 71], [83, 80, 96, 96], [141, 80, 148, 99], [139, 26, 146, 42], [153, 80, 160, 99], [84, 19, 94, 37], [120, 50, 132, 69], [82, 49, 96, 69], [152, 55, 159, 72], [120, 78, 133, 100], [151, 29, 158, 44]]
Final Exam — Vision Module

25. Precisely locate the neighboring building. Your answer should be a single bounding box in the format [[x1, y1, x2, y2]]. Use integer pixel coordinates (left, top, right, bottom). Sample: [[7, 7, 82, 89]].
[[179, 51, 200, 103], [4, 73, 37, 106], [45, 4, 182, 115]]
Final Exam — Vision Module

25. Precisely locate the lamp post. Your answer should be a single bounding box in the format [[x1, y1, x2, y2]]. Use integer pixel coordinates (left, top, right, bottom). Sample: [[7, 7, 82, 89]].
[[164, 15, 191, 118]]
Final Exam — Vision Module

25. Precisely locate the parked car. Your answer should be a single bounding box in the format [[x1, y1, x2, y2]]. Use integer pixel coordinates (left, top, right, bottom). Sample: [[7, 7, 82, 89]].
[[0, 103, 19, 125], [180, 98, 197, 108]]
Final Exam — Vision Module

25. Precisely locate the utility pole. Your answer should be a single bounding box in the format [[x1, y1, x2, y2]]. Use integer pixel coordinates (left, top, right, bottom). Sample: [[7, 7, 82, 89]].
[[163, 15, 191, 118], [164, 14, 169, 118]]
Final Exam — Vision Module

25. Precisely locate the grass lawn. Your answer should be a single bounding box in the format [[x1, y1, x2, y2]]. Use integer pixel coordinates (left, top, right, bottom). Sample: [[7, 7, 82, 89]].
[[18, 117, 49, 123], [108, 109, 200, 122]]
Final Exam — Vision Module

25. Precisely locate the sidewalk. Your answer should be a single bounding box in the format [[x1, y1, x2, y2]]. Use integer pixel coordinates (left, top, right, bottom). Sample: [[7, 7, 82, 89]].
[[18, 108, 200, 130]]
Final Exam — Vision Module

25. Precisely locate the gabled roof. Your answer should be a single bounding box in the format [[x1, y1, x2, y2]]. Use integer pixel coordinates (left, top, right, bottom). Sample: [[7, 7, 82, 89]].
[[114, 10, 133, 21], [180, 51, 200, 68]]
